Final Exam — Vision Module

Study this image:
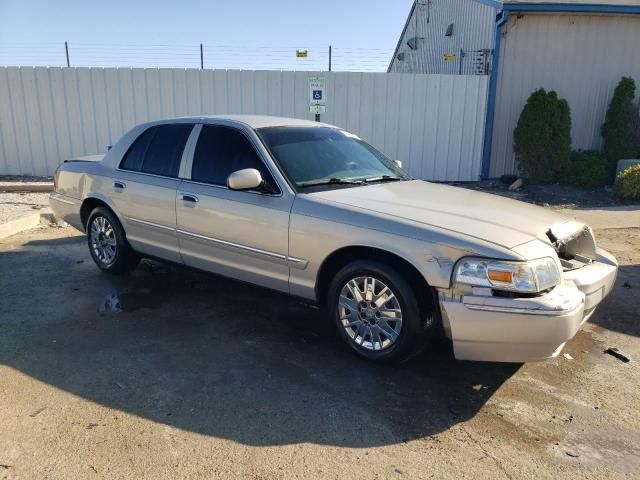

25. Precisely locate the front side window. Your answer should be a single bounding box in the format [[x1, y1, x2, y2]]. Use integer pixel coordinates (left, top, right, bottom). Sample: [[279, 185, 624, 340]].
[[120, 124, 194, 178], [191, 125, 277, 191], [257, 127, 408, 190]]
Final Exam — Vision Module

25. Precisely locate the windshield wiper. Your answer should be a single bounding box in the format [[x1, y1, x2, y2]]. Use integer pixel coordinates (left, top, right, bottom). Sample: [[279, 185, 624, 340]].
[[363, 175, 405, 183], [299, 178, 364, 188]]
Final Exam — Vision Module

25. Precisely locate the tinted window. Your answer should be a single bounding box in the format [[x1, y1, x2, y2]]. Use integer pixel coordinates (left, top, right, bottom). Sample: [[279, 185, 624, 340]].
[[192, 125, 276, 190], [120, 126, 156, 172], [120, 124, 193, 178]]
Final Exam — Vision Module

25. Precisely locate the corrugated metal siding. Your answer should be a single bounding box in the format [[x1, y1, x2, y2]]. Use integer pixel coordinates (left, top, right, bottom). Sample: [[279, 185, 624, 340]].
[[490, 13, 640, 177], [389, 0, 496, 75], [0, 67, 489, 181]]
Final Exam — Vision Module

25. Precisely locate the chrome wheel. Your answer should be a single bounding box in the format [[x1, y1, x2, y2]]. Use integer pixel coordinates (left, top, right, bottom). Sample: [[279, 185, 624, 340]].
[[338, 276, 403, 351], [89, 216, 117, 266]]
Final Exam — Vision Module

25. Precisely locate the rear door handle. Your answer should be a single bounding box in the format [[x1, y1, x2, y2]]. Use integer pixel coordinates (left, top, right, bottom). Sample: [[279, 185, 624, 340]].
[[113, 181, 126, 190], [178, 193, 199, 203]]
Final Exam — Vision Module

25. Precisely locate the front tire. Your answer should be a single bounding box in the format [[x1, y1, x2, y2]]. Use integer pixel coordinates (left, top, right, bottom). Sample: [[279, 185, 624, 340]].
[[327, 260, 434, 363], [86, 207, 139, 274]]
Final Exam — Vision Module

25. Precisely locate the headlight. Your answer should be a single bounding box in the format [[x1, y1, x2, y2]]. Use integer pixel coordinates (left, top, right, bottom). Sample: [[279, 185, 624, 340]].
[[455, 257, 560, 293]]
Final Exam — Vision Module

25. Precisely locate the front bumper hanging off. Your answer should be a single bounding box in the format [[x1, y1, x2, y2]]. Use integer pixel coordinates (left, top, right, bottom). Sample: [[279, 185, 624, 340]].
[[439, 248, 618, 362]]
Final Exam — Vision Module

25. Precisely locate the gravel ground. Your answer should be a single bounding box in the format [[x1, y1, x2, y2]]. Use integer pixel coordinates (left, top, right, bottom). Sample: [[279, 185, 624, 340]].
[[0, 215, 638, 479], [0, 192, 50, 225], [454, 181, 619, 209]]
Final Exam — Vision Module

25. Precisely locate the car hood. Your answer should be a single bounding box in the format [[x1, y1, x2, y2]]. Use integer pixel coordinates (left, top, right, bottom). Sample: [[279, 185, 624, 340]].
[[305, 180, 570, 249]]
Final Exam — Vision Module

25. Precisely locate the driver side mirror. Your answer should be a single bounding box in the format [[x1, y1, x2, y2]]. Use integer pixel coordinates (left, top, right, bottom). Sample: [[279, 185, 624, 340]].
[[393, 159, 403, 169], [227, 168, 264, 191]]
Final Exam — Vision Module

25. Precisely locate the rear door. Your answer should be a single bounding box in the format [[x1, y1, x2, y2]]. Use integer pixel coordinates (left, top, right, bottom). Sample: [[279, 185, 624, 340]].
[[175, 122, 294, 293], [111, 123, 196, 262]]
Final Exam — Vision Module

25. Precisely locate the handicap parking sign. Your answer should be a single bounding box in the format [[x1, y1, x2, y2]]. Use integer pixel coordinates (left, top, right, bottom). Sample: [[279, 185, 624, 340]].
[[309, 76, 326, 112]]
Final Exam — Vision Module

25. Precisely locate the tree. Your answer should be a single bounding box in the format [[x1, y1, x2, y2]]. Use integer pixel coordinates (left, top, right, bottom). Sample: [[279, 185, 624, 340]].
[[513, 88, 572, 183], [601, 77, 640, 170]]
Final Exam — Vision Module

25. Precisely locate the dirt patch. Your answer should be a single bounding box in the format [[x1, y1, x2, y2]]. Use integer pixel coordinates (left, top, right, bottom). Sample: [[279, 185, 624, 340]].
[[0, 220, 638, 479], [454, 180, 618, 209]]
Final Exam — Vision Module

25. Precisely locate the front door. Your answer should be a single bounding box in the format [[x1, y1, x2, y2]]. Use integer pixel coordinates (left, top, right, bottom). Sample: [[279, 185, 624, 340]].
[[176, 123, 294, 293]]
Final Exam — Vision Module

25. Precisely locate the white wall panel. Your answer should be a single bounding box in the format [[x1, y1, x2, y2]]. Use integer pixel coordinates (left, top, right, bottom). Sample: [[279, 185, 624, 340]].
[[0, 67, 488, 181], [490, 13, 640, 177]]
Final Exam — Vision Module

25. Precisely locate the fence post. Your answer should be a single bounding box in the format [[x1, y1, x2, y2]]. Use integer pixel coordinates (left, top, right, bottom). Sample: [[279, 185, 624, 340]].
[[200, 43, 204, 70], [328, 45, 332, 72], [65, 41, 70, 68]]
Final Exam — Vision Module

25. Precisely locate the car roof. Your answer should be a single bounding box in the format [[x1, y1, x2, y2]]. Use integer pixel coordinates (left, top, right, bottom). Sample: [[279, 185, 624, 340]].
[[171, 114, 338, 129]]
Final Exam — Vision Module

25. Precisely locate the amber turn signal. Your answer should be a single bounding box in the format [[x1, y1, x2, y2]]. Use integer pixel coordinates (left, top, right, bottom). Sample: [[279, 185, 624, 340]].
[[487, 269, 513, 283]]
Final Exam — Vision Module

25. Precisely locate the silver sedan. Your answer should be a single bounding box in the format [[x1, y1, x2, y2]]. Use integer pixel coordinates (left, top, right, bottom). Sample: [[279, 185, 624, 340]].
[[50, 115, 618, 363]]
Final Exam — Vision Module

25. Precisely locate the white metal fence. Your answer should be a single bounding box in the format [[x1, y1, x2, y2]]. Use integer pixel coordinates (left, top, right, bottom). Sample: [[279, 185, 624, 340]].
[[0, 67, 488, 180]]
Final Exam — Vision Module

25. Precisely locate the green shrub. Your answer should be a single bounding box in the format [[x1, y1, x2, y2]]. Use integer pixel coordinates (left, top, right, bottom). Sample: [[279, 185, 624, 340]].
[[560, 150, 610, 187], [514, 88, 571, 183], [601, 77, 640, 169], [614, 163, 640, 201]]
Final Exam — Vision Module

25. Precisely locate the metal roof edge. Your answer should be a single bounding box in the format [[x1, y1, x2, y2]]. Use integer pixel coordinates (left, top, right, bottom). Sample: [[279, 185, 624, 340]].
[[387, 1, 416, 72], [474, 0, 503, 9], [501, 3, 640, 14]]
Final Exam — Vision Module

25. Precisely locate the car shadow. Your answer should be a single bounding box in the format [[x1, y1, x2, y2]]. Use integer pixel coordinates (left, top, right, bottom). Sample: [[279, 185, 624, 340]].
[[0, 234, 520, 448], [588, 264, 640, 337]]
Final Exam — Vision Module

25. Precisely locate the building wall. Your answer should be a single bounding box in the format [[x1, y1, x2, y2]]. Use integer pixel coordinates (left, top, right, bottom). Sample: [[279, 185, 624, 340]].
[[388, 0, 497, 75], [490, 12, 640, 177], [0, 67, 489, 181]]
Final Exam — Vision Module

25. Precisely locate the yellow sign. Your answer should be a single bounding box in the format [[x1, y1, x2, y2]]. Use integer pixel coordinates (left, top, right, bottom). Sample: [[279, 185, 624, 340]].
[[296, 50, 308, 58], [443, 53, 456, 61]]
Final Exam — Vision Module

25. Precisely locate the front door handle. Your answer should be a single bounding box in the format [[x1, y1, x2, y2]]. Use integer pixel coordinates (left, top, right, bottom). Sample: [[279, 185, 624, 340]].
[[178, 193, 199, 203], [113, 181, 126, 190]]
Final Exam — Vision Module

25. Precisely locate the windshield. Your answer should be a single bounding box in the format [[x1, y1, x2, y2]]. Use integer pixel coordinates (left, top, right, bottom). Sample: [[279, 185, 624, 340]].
[[257, 126, 409, 189]]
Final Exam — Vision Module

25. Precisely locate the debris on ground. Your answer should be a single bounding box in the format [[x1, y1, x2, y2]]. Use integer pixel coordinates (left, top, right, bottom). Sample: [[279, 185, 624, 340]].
[[115, 382, 127, 390], [624, 280, 632, 288], [566, 451, 579, 458], [563, 353, 574, 360], [29, 406, 48, 417], [604, 347, 631, 363], [508, 178, 523, 191], [98, 293, 122, 313], [49, 219, 69, 228]]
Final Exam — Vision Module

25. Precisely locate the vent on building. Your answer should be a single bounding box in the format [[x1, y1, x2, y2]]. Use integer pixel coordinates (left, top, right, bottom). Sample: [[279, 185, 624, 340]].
[[396, 52, 406, 61], [445, 23, 454, 37], [406, 37, 422, 50]]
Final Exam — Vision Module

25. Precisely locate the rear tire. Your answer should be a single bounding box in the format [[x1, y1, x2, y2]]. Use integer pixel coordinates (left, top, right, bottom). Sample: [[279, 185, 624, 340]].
[[86, 207, 139, 274], [327, 260, 435, 363]]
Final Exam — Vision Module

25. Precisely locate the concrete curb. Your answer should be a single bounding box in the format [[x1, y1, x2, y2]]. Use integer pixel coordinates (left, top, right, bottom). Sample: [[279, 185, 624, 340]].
[[0, 210, 59, 240], [0, 183, 54, 193], [0, 213, 43, 240]]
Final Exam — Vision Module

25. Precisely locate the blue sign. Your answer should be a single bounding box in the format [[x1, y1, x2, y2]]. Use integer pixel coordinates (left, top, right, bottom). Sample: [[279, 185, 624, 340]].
[[312, 89, 322, 100]]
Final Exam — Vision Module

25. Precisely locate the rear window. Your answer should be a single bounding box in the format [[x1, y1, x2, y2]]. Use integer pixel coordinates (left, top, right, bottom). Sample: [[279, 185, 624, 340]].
[[120, 124, 194, 177]]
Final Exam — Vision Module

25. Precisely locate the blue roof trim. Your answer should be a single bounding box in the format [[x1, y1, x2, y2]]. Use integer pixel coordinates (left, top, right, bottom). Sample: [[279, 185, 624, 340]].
[[473, 0, 503, 9], [481, 10, 510, 179], [502, 3, 640, 14]]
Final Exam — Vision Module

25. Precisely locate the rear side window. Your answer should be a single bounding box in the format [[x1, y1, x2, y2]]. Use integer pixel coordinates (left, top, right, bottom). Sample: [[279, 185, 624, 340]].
[[191, 125, 277, 191], [120, 124, 194, 177], [120, 127, 156, 172]]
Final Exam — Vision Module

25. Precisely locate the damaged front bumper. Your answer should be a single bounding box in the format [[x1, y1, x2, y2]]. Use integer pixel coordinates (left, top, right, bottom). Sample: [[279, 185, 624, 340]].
[[439, 248, 618, 362]]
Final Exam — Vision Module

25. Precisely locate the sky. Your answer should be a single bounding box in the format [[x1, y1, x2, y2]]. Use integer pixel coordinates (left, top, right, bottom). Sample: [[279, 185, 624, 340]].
[[0, 0, 414, 71]]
